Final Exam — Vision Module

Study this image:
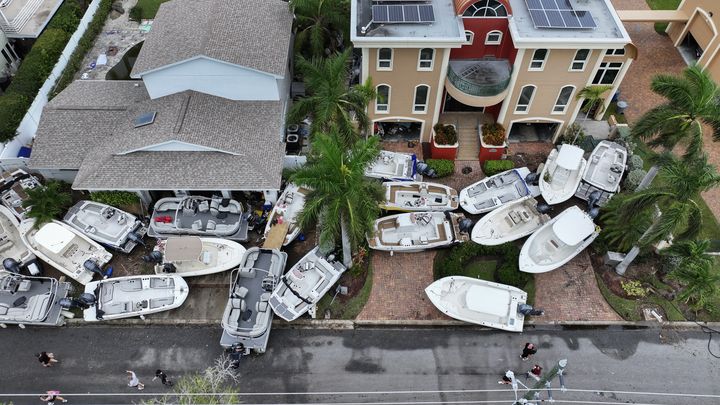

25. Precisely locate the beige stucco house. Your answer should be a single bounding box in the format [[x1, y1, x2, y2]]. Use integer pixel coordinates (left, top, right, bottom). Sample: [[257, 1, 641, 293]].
[[667, 0, 720, 80]]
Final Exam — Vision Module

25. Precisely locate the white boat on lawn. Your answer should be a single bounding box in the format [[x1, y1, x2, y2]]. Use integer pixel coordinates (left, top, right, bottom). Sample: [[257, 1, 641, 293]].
[[459, 168, 532, 214], [0, 205, 35, 265], [263, 183, 310, 246], [269, 246, 346, 321], [152, 236, 245, 277], [18, 220, 113, 285], [364, 150, 418, 181], [63, 201, 147, 253], [539, 145, 587, 205], [471, 196, 551, 246], [82, 274, 188, 321], [425, 276, 527, 332], [380, 182, 458, 212], [582, 140, 627, 193], [519, 206, 599, 274], [0, 270, 71, 327], [367, 212, 470, 253]]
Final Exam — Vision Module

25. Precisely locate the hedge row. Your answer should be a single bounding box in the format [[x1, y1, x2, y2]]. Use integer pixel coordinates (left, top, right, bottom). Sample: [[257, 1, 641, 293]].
[[90, 190, 140, 207], [0, 1, 85, 141], [434, 242, 531, 289], [483, 159, 515, 176], [425, 159, 454, 178]]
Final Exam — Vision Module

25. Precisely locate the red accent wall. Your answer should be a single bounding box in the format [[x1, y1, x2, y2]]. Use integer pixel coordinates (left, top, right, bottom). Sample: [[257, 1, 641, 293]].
[[484, 102, 502, 118], [451, 0, 516, 63]]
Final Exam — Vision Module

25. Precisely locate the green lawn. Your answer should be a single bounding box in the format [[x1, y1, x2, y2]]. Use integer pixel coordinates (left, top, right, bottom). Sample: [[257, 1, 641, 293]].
[[132, 0, 170, 19], [646, 0, 682, 33], [316, 265, 373, 320], [595, 272, 687, 321], [464, 260, 497, 280]]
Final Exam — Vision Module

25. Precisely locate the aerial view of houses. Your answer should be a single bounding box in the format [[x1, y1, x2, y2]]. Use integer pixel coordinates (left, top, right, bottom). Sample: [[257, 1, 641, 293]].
[[0, 0, 719, 403]]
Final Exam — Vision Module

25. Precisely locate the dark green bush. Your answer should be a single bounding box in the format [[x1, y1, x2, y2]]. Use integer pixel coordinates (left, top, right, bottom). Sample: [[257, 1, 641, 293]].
[[129, 6, 143, 21], [90, 191, 140, 207], [0, 94, 30, 139], [483, 159, 514, 176], [425, 159, 455, 178], [47, 0, 83, 33], [434, 242, 527, 288]]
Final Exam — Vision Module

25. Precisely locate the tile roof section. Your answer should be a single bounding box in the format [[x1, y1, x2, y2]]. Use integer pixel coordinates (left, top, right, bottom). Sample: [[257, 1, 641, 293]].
[[131, 0, 293, 77]]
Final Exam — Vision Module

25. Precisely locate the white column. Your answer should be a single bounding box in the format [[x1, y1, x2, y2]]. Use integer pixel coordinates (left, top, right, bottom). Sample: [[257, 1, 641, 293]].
[[220, 190, 232, 198], [497, 48, 525, 125]]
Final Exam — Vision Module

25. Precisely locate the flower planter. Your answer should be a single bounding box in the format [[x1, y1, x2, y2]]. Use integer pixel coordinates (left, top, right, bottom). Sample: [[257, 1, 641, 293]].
[[430, 124, 459, 160], [478, 124, 507, 163]]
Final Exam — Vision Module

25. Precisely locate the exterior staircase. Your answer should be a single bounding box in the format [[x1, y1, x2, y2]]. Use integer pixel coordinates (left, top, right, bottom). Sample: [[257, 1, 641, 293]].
[[438, 112, 494, 161]]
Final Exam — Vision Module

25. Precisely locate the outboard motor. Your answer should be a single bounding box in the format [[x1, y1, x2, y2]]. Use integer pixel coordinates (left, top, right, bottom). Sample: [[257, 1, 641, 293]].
[[162, 263, 177, 273], [587, 190, 602, 211], [59, 293, 97, 310], [83, 260, 104, 277], [588, 207, 601, 219], [3, 258, 21, 274], [227, 343, 248, 369], [536, 203, 551, 214], [458, 218, 474, 234], [127, 231, 145, 247], [142, 251, 163, 264], [417, 162, 438, 178], [525, 172, 541, 186], [518, 303, 545, 317]]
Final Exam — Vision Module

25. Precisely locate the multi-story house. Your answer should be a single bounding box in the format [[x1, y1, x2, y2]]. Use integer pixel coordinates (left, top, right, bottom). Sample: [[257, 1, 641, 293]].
[[0, 28, 19, 84], [666, 0, 720, 80], [351, 0, 634, 158]]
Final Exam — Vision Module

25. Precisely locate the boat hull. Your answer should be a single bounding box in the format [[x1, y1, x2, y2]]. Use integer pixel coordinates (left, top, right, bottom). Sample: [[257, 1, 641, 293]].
[[263, 183, 311, 246], [380, 181, 458, 212], [539, 147, 587, 205], [367, 212, 469, 253], [470, 196, 550, 246], [63, 201, 147, 253], [153, 237, 246, 277], [0, 205, 36, 264]]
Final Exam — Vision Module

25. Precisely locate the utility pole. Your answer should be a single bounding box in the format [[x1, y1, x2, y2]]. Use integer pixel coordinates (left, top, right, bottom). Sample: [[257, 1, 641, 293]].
[[512, 359, 568, 405]]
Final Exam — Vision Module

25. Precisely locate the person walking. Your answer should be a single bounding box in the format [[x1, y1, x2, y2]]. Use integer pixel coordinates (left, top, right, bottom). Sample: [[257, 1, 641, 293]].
[[36, 352, 59, 367], [153, 369, 173, 386], [40, 390, 67, 403], [126, 370, 145, 390], [527, 364, 543, 381], [520, 342, 537, 361]]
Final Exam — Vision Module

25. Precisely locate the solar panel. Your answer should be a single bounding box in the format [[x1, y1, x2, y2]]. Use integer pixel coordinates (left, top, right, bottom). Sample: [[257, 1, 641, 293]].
[[576, 11, 597, 29], [372, 5, 388, 22], [371, 3, 434, 24], [557, 0, 573, 11], [133, 112, 156, 128], [403, 4, 419, 22], [526, 0, 542, 8], [561, 11, 581, 28], [529, 9, 549, 27], [540, 0, 556, 8], [418, 5, 434, 22], [524, 0, 596, 30]]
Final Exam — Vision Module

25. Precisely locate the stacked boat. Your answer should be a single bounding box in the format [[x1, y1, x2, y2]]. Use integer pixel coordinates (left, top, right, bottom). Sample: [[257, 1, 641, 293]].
[[471, 196, 551, 246], [263, 183, 311, 246], [380, 182, 458, 212], [539, 144, 587, 205], [575, 140, 628, 206], [151, 236, 246, 277]]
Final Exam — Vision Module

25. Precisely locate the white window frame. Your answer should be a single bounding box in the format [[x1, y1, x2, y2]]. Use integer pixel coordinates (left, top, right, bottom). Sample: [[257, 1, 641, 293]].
[[485, 30, 502, 45], [592, 62, 623, 85], [375, 84, 390, 114], [413, 85, 430, 114], [515, 85, 536, 114], [464, 30, 474, 45], [552, 85, 575, 115], [377, 48, 393, 71], [529, 49, 548, 71], [417, 48, 434, 71], [605, 48, 625, 56], [570, 49, 590, 72]]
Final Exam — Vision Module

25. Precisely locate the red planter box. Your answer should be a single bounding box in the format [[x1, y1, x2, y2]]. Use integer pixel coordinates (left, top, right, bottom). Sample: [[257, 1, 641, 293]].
[[478, 138, 506, 163], [430, 125, 458, 160]]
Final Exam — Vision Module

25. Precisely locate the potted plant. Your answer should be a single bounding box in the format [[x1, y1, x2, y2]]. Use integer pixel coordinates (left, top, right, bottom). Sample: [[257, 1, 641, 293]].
[[479, 122, 507, 163], [430, 123, 459, 160]]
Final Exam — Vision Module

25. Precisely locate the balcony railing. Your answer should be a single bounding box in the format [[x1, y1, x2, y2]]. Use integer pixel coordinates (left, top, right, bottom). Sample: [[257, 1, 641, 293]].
[[447, 59, 512, 98]]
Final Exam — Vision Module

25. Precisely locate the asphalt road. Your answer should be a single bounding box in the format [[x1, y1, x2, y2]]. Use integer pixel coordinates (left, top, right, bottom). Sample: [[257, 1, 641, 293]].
[[0, 325, 719, 404]]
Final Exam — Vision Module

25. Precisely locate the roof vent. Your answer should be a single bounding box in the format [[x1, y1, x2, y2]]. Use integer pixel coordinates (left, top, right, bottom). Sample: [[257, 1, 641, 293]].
[[134, 112, 157, 128]]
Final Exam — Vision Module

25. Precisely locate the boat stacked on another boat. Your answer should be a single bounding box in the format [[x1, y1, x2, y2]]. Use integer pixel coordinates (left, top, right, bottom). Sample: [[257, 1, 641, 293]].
[[0, 270, 72, 327], [380, 182, 458, 212], [425, 276, 527, 332], [263, 183, 311, 246], [575, 140, 628, 206], [18, 220, 113, 285], [459, 168, 532, 214], [519, 206, 600, 273], [151, 236, 246, 277], [471, 196, 551, 246], [148, 196, 247, 241], [367, 212, 471, 253], [0, 205, 35, 266], [82, 275, 188, 321], [63, 201, 147, 253], [220, 247, 287, 353], [539, 145, 587, 205], [364, 150, 419, 181], [0, 169, 43, 220], [270, 246, 346, 321]]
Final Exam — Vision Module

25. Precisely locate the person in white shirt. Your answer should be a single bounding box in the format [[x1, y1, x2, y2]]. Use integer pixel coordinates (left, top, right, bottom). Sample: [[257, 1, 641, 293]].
[[126, 370, 145, 390]]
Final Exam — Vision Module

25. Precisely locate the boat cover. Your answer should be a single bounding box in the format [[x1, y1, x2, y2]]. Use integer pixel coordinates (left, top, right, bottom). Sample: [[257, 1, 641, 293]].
[[35, 223, 75, 254], [165, 237, 203, 261], [552, 208, 595, 245], [465, 285, 509, 317], [556, 144, 584, 170]]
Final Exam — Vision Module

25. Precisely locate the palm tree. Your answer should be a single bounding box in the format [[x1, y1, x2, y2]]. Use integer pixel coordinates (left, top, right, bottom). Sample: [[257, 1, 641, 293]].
[[615, 153, 720, 274], [668, 260, 720, 311], [600, 193, 653, 252], [660, 239, 715, 273], [289, 0, 350, 59], [288, 49, 375, 147], [22, 180, 72, 227], [291, 132, 383, 268], [576, 84, 613, 121]]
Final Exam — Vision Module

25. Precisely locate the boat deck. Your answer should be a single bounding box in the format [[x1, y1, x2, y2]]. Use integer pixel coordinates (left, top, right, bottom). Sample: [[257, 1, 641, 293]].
[[95, 277, 179, 318], [387, 183, 457, 210], [377, 213, 449, 246], [149, 199, 248, 241], [64, 203, 145, 252], [463, 170, 529, 212], [583, 142, 626, 192], [0, 272, 70, 326]]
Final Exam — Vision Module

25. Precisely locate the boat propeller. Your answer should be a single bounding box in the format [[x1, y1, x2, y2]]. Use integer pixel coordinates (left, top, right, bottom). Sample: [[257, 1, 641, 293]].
[[59, 293, 97, 310], [127, 231, 145, 247], [517, 303, 544, 317]]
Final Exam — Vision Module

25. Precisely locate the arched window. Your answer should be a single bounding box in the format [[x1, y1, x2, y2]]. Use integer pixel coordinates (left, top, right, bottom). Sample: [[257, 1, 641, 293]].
[[463, 0, 508, 17], [376, 85, 390, 113], [413, 85, 430, 113], [515, 85, 536, 113], [485, 30, 503, 45], [464, 30, 474, 45], [553, 86, 575, 114]]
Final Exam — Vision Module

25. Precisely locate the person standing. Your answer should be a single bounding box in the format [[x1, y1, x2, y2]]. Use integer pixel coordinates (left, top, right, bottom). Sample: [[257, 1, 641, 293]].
[[527, 364, 543, 381], [36, 352, 59, 367], [40, 390, 67, 403], [520, 342, 537, 361], [126, 370, 145, 390], [153, 369, 173, 386]]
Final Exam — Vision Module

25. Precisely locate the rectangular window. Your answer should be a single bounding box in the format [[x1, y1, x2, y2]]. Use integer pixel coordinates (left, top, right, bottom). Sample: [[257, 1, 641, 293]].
[[377, 48, 392, 70], [593, 62, 623, 85], [552, 86, 574, 114], [413, 85, 429, 113], [605, 48, 625, 56], [418, 48, 434, 70], [570, 49, 590, 71], [529, 49, 548, 71], [515, 86, 535, 113]]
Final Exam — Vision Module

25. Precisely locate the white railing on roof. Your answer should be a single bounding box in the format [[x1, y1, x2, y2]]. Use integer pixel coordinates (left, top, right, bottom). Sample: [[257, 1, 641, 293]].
[[0, 0, 44, 33]]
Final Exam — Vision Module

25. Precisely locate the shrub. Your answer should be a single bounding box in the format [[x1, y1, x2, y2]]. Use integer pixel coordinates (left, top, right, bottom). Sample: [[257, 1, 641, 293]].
[[434, 242, 528, 289], [621, 280, 649, 298], [483, 160, 514, 176], [425, 159, 454, 178], [432, 123, 457, 145], [481, 123, 506, 146], [559, 122, 585, 145], [623, 169, 647, 192], [90, 191, 140, 207], [497, 262, 531, 289], [129, 5, 143, 21], [47, 0, 83, 33], [0, 94, 30, 140], [628, 154, 643, 171]]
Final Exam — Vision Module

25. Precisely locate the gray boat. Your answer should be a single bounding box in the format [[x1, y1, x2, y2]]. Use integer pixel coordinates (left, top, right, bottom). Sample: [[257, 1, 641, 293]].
[[220, 247, 287, 353], [0, 169, 42, 220], [0, 270, 71, 328], [148, 196, 247, 241], [63, 201, 147, 253]]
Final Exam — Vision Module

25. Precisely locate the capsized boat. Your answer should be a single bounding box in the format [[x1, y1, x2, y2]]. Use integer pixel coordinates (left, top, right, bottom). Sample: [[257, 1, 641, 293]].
[[269, 246, 346, 321], [0, 270, 71, 327], [519, 206, 599, 273], [425, 276, 527, 332], [148, 196, 247, 241], [539, 145, 587, 205], [364, 150, 418, 181], [0, 169, 42, 220], [18, 220, 113, 285], [459, 168, 532, 214], [380, 181, 458, 212], [471, 196, 551, 246], [263, 183, 310, 246], [151, 236, 245, 277], [0, 205, 35, 265], [220, 247, 287, 353], [82, 274, 188, 321], [367, 212, 471, 253], [63, 201, 147, 253]]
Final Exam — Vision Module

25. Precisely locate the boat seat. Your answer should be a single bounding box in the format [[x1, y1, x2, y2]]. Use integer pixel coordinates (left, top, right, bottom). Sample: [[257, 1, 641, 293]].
[[233, 286, 249, 299], [149, 296, 174, 309], [17, 280, 31, 292], [198, 201, 210, 213], [592, 155, 600, 163], [260, 292, 271, 302], [467, 183, 487, 197], [285, 192, 294, 204], [399, 238, 412, 247], [474, 199, 495, 210], [206, 220, 216, 231], [150, 278, 174, 288], [254, 308, 271, 327], [182, 204, 195, 216], [191, 219, 203, 231], [0, 239, 14, 253], [238, 268, 256, 278], [201, 251, 212, 264], [210, 199, 220, 217], [117, 279, 143, 292], [505, 216, 515, 228], [0, 304, 7, 315], [508, 211, 522, 224], [498, 193, 515, 203], [419, 235, 429, 244], [256, 300, 269, 312]]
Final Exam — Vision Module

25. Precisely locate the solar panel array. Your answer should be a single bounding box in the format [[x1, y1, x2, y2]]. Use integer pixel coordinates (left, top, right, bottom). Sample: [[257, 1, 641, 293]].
[[524, 0, 596, 30], [372, 3, 435, 24]]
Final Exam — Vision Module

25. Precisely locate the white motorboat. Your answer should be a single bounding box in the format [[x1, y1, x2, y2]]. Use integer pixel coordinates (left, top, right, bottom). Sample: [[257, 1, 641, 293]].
[[269, 246, 346, 321], [0, 169, 42, 220], [82, 274, 188, 321], [367, 212, 470, 253], [539, 145, 587, 205], [220, 247, 287, 353], [0, 270, 71, 327], [263, 183, 310, 246], [425, 276, 527, 332], [148, 196, 247, 241], [471, 196, 551, 246], [583, 141, 627, 193], [459, 168, 532, 214], [364, 150, 419, 181], [152, 236, 246, 277], [519, 206, 600, 273], [0, 205, 35, 265], [18, 220, 113, 285], [380, 182, 458, 212], [63, 201, 147, 253]]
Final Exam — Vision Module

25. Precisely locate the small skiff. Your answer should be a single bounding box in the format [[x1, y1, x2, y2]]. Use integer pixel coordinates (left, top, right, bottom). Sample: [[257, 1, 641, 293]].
[[263, 183, 311, 246], [539, 145, 587, 205], [364, 150, 418, 181], [380, 181, 458, 212], [582, 140, 627, 193], [153, 236, 246, 277], [367, 212, 470, 253], [459, 168, 532, 214], [471, 196, 550, 246]]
